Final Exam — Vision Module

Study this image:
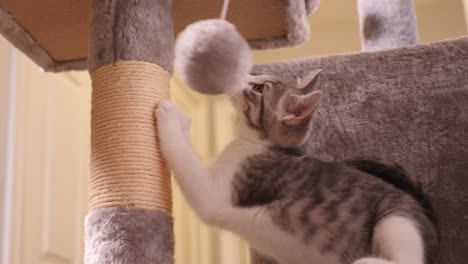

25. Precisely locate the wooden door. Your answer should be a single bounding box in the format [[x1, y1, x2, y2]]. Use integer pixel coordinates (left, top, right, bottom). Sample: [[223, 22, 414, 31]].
[[1, 39, 91, 264]]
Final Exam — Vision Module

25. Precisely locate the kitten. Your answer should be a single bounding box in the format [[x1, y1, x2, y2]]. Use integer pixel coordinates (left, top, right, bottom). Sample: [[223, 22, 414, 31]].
[[155, 70, 439, 264]]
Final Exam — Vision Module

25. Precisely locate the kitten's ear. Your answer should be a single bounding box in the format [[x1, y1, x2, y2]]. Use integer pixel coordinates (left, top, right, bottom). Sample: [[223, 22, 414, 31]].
[[281, 91, 322, 126], [296, 69, 321, 91]]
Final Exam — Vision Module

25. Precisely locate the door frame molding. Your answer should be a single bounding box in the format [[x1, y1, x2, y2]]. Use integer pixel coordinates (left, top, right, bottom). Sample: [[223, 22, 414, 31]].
[[1, 46, 16, 264]]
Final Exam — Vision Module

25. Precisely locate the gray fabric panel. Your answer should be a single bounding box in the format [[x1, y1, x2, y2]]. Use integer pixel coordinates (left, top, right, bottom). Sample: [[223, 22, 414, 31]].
[[88, 0, 174, 73], [46, 59, 87, 72], [85, 207, 174, 264], [253, 37, 468, 264], [357, 0, 418, 51]]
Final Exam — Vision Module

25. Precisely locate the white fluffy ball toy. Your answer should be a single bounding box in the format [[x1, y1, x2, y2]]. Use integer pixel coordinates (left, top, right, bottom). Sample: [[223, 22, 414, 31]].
[[175, 19, 252, 95]]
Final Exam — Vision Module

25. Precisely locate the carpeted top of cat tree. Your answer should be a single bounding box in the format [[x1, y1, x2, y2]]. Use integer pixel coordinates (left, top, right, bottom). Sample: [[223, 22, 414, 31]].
[[0, 0, 318, 72]]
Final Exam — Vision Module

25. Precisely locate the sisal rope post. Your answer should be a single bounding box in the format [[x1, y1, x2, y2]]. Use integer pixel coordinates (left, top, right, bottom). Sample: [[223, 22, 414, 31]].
[[90, 61, 172, 212], [85, 1, 175, 263]]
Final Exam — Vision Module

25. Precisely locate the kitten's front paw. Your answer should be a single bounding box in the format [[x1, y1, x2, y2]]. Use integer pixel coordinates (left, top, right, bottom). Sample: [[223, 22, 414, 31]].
[[156, 101, 192, 157], [156, 101, 191, 133], [352, 257, 394, 264]]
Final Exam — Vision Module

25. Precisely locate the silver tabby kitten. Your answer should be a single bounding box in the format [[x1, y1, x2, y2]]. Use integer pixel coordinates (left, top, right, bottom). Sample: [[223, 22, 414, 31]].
[[156, 70, 439, 264]]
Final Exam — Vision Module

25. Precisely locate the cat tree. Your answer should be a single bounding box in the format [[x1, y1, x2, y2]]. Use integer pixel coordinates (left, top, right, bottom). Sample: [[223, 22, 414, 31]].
[[1, 0, 467, 263]]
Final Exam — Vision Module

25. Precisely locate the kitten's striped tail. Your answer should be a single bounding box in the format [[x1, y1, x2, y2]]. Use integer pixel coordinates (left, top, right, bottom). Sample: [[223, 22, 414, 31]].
[[346, 159, 437, 226]]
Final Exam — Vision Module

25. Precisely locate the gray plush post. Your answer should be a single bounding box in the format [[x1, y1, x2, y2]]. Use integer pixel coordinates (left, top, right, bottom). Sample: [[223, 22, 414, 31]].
[[358, 0, 418, 51], [84, 0, 174, 263]]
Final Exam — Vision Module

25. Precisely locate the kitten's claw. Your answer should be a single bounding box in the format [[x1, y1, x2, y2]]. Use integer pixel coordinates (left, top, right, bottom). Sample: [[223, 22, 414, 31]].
[[352, 257, 394, 264]]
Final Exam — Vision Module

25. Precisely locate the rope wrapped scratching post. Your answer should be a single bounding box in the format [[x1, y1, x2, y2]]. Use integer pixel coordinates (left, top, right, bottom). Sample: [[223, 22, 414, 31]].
[[85, 0, 175, 263], [90, 61, 172, 212]]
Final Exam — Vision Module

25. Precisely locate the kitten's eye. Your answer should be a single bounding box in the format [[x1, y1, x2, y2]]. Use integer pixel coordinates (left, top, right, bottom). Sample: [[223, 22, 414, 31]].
[[252, 84, 265, 93]]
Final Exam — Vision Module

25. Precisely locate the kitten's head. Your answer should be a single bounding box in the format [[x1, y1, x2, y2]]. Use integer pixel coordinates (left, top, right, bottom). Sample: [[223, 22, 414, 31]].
[[230, 70, 322, 148]]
